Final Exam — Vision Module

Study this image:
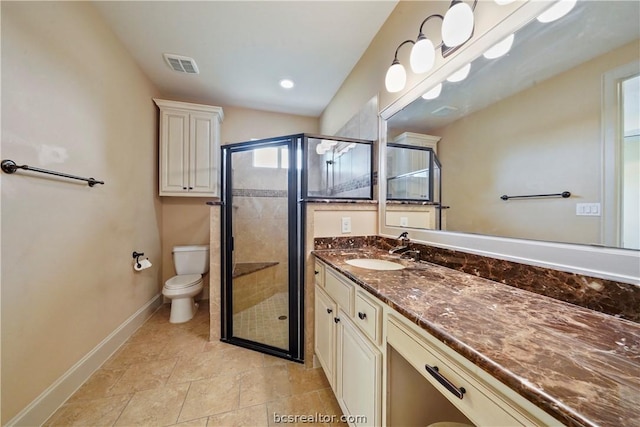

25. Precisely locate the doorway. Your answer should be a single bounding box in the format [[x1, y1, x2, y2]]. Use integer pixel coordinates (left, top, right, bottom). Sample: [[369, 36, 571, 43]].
[[603, 63, 640, 249], [221, 135, 304, 361]]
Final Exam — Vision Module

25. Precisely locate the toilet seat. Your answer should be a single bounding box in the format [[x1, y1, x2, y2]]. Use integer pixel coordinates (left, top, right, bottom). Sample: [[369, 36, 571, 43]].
[[164, 274, 202, 290]]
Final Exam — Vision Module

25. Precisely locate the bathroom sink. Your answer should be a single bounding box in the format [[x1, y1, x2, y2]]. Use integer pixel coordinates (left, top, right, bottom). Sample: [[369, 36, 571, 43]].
[[345, 258, 405, 271]]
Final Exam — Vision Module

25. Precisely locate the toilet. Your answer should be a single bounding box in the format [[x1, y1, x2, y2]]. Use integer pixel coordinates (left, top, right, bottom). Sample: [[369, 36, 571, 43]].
[[163, 245, 209, 323]]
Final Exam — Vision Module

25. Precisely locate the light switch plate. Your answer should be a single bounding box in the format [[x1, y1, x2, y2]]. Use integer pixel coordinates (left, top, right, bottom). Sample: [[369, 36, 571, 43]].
[[576, 203, 601, 216]]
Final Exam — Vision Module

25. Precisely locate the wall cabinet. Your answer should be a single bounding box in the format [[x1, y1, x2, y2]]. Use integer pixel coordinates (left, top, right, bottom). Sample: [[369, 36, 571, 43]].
[[153, 99, 223, 197]]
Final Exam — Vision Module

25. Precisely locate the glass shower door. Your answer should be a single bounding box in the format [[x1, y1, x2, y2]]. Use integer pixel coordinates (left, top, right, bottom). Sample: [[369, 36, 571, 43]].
[[221, 136, 302, 360]]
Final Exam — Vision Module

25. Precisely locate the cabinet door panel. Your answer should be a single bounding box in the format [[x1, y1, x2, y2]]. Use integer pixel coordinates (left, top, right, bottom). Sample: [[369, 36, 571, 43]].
[[189, 112, 216, 194], [337, 313, 381, 427], [315, 287, 336, 390], [161, 110, 189, 193]]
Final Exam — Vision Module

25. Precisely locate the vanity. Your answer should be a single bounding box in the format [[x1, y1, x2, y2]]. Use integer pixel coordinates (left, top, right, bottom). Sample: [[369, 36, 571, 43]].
[[312, 242, 640, 427]]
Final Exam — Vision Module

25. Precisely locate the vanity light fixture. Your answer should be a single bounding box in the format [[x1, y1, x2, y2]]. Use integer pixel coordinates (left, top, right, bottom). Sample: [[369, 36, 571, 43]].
[[385, 40, 414, 93], [421, 83, 443, 100], [537, 0, 577, 23], [446, 63, 471, 82], [385, 1, 478, 92], [441, 1, 477, 48], [483, 33, 515, 59], [315, 139, 338, 155], [410, 15, 443, 74]]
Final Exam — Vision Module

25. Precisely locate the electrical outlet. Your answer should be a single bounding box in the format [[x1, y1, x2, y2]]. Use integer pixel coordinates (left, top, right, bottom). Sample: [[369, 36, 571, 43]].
[[400, 217, 409, 226], [341, 217, 352, 233]]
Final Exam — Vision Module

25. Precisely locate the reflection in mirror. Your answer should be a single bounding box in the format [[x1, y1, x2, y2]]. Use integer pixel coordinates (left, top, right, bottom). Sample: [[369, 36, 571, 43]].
[[386, 134, 443, 230], [386, 132, 441, 202], [305, 136, 373, 199], [385, 0, 639, 249]]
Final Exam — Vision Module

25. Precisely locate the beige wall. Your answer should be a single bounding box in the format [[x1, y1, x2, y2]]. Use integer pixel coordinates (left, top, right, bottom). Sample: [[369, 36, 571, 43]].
[[437, 41, 640, 245], [313, 208, 378, 238], [1, 2, 161, 423]]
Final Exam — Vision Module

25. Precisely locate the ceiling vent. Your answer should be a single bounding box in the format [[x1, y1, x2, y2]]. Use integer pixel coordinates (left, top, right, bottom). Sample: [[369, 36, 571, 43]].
[[163, 54, 199, 74], [431, 105, 458, 117]]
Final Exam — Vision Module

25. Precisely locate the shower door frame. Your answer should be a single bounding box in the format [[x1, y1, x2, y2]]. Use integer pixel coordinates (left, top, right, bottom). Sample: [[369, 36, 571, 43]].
[[220, 135, 305, 362]]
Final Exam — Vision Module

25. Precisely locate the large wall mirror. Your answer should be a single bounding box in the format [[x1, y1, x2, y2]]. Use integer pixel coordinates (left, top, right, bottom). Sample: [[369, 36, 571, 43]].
[[384, 0, 639, 250]]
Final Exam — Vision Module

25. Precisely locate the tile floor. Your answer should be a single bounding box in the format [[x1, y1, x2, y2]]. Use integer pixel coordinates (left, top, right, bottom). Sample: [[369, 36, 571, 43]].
[[45, 304, 345, 427], [233, 292, 289, 349]]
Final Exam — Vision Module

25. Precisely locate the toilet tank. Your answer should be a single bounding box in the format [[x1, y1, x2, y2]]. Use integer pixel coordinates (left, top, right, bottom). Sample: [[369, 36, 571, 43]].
[[173, 245, 210, 275]]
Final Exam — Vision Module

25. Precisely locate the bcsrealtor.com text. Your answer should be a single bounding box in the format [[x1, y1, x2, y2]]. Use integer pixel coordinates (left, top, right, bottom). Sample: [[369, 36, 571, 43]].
[[273, 413, 367, 424]]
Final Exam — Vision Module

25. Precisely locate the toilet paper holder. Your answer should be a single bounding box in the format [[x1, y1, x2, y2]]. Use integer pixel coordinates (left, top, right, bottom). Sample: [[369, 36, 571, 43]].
[[132, 251, 145, 268]]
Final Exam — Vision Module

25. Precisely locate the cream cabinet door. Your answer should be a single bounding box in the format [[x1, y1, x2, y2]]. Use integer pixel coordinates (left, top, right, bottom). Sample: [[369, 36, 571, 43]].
[[160, 108, 190, 194], [315, 286, 337, 390], [336, 310, 381, 427], [188, 112, 218, 194]]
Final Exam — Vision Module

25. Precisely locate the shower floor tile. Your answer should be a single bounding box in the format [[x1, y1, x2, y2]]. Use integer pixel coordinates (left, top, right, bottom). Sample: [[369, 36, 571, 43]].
[[233, 291, 289, 349]]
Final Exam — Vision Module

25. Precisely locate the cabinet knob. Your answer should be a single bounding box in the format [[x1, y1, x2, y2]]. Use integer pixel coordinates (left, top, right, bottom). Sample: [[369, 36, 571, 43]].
[[188, 187, 193, 190], [326, 308, 333, 314], [182, 187, 187, 190], [314, 270, 319, 275], [358, 312, 367, 320], [334, 317, 340, 323]]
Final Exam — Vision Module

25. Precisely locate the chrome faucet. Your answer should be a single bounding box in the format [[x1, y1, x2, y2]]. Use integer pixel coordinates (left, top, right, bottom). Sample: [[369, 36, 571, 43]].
[[401, 249, 421, 262], [389, 231, 410, 254]]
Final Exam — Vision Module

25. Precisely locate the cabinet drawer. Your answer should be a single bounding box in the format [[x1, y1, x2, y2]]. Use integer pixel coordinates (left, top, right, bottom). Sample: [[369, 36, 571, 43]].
[[325, 268, 354, 315], [387, 318, 523, 427], [314, 260, 325, 287], [354, 291, 382, 345]]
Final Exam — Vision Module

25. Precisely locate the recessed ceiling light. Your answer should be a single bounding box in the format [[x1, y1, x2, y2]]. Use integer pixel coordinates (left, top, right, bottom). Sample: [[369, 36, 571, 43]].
[[279, 79, 295, 89]]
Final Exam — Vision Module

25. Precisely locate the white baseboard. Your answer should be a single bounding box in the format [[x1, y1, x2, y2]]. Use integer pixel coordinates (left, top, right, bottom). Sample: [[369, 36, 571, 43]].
[[6, 294, 163, 427]]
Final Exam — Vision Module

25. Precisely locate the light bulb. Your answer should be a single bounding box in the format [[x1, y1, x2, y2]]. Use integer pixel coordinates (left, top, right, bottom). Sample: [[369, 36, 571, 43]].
[[385, 61, 407, 93], [442, 2, 474, 47], [537, 0, 577, 23], [410, 37, 436, 74], [483, 34, 515, 59], [494, 0, 516, 5], [279, 79, 294, 89], [446, 63, 471, 82], [421, 83, 443, 100]]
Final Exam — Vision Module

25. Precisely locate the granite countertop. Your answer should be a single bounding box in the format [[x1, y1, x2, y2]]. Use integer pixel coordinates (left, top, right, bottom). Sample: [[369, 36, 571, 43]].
[[312, 247, 640, 427]]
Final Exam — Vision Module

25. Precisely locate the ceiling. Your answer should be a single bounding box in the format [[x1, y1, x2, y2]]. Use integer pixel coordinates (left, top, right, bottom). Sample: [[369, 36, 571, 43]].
[[92, 1, 398, 117]]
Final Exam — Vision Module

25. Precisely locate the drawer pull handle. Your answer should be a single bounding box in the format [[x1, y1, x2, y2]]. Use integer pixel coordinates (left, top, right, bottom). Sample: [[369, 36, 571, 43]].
[[315, 270, 319, 275], [425, 365, 466, 399], [358, 312, 367, 320], [326, 308, 333, 314], [334, 317, 341, 323]]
